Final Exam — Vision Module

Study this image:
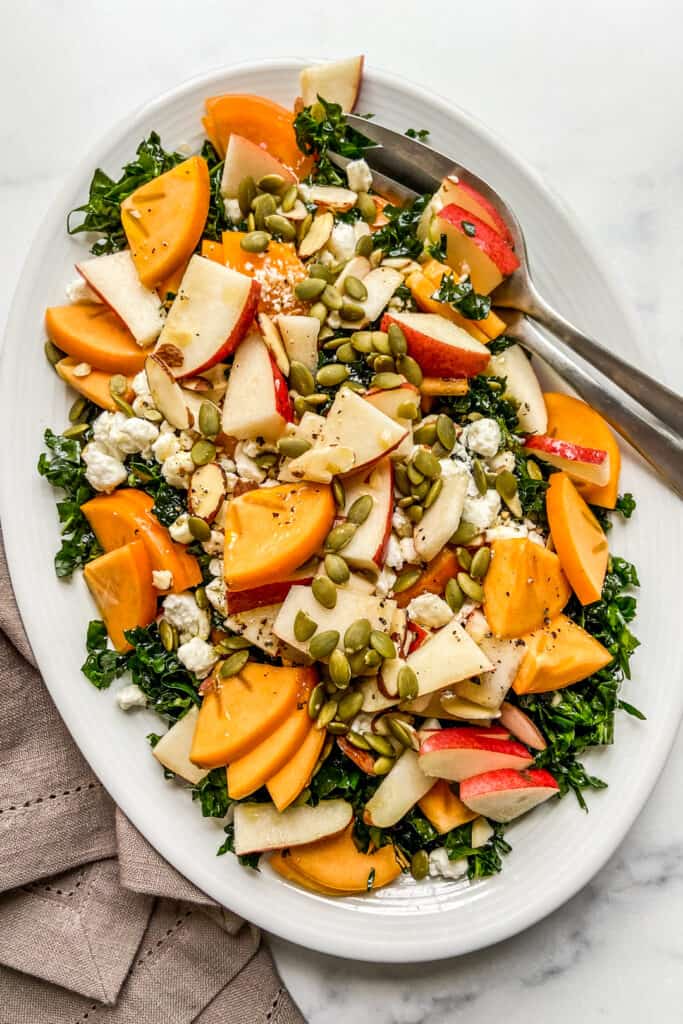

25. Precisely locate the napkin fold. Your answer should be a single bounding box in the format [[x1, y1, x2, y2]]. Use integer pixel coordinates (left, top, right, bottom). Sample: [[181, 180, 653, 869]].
[[0, 536, 303, 1024]]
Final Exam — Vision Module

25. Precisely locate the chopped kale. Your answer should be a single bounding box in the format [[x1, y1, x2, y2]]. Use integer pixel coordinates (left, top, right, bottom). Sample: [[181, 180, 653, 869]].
[[294, 96, 373, 185], [405, 128, 430, 142], [372, 193, 433, 259], [200, 140, 232, 241], [123, 623, 199, 723], [192, 768, 232, 818], [432, 271, 492, 321], [81, 620, 128, 689], [125, 456, 186, 526], [217, 823, 261, 869]]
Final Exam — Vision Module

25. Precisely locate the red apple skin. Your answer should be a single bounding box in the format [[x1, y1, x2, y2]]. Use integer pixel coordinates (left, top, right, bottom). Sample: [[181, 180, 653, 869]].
[[177, 278, 261, 379], [444, 179, 514, 245], [459, 767, 559, 803], [437, 204, 520, 277], [470, 726, 511, 742], [420, 729, 531, 760], [270, 353, 294, 423], [380, 312, 490, 378], [406, 621, 429, 655], [227, 574, 314, 613], [418, 729, 533, 780], [523, 434, 608, 467], [337, 736, 375, 774]]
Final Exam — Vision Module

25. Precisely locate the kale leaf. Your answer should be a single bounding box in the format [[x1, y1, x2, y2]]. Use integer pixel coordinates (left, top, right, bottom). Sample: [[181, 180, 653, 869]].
[[125, 456, 186, 526], [124, 623, 199, 723], [200, 140, 232, 242], [432, 271, 492, 321], [192, 768, 232, 818], [217, 823, 261, 868], [372, 193, 433, 259], [294, 96, 373, 185], [437, 375, 519, 438], [81, 620, 128, 689]]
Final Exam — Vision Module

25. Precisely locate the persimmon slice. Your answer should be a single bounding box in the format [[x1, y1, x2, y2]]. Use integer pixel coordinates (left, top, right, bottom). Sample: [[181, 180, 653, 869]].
[[56, 358, 133, 411], [121, 156, 210, 288], [513, 613, 612, 694], [543, 392, 621, 508], [418, 779, 477, 833], [203, 94, 310, 177], [221, 232, 306, 318], [45, 304, 148, 376], [270, 851, 356, 896], [267, 726, 326, 811], [83, 540, 157, 651], [546, 472, 609, 605], [288, 824, 402, 893], [483, 538, 571, 638]]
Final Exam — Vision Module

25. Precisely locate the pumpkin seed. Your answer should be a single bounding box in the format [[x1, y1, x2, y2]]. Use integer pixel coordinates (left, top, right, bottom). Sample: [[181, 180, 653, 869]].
[[237, 175, 257, 215], [341, 299, 365, 322], [394, 464, 411, 495], [412, 479, 430, 501], [413, 421, 437, 446], [344, 275, 368, 302], [436, 413, 456, 451], [407, 504, 423, 523], [44, 339, 64, 366], [278, 436, 312, 459], [326, 721, 350, 735], [293, 396, 309, 417], [188, 515, 211, 541], [113, 395, 136, 417], [411, 850, 430, 881], [322, 336, 345, 351], [356, 191, 377, 223], [191, 439, 216, 466], [355, 233, 374, 257], [219, 648, 249, 678], [397, 400, 419, 420], [297, 212, 313, 243], [371, 331, 391, 354], [344, 618, 372, 652], [450, 520, 479, 545], [393, 567, 421, 594], [308, 262, 333, 282], [320, 284, 343, 311], [194, 586, 209, 611], [324, 553, 350, 585], [327, 648, 351, 690], [470, 546, 491, 580], [445, 576, 464, 613], [159, 619, 178, 652], [386, 717, 417, 750], [396, 355, 423, 386], [325, 522, 356, 551], [295, 277, 327, 302], [343, 380, 365, 393], [310, 301, 328, 324], [366, 733, 395, 757], [407, 463, 424, 486], [373, 755, 395, 776], [413, 448, 441, 479], [316, 363, 349, 388], [347, 648, 369, 675], [457, 571, 484, 603], [472, 457, 488, 495], [495, 470, 519, 502], [308, 684, 325, 721], [332, 477, 345, 509], [397, 495, 415, 508], [363, 649, 381, 669], [347, 729, 371, 750], [289, 360, 315, 396], [376, 356, 397, 375], [252, 192, 278, 225], [337, 689, 363, 721], [240, 230, 271, 253], [387, 324, 408, 357], [424, 477, 443, 509], [329, 342, 351, 364], [369, 630, 396, 660], [255, 452, 278, 471], [281, 184, 298, 212], [294, 610, 318, 643], [109, 374, 128, 398], [455, 546, 472, 572], [257, 172, 286, 194], [309, 630, 340, 660], [350, 330, 372, 353], [62, 423, 89, 439], [398, 665, 419, 700], [316, 699, 339, 730], [264, 214, 296, 242], [216, 635, 251, 652], [198, 401, 220, 438], [347, 493, 374, 525], [246, 212, 256, 232], [312, 576, 337, 609], [68, 396, 88, 423], [293, 787, 311, 806], [526, 458, 543, 481]]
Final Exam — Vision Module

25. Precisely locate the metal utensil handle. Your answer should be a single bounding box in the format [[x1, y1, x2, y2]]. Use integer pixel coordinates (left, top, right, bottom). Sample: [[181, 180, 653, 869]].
[[512, 318, 683, 498], [515, 283, 683, 438]]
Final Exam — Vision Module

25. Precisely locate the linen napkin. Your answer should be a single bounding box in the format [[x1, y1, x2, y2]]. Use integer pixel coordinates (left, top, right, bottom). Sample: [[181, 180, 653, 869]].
[[0, 534, 304, 1024]]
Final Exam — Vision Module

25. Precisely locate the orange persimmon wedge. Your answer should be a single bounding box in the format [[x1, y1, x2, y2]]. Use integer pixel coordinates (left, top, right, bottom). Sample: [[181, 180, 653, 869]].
[[269, 851, 357, 897], [56, 358, 133, 411], [121, 156, 210, 288], [418, 779, 477, 833], [546, 472, 609, 605], [513, 613, 612, 695], [83, 540, 157, 651], [288, 824, 402, 893], [221, 232, 306, 317], [267, 726, 326, 811], [203, 94, 311, 177], [190, 663, 303, 768], [223, 482, 335, 592], [157, 259, 190, 302], [544, 392, 621, 508], [394, 547, 460, 609], [227, 670, 317, 800], [81, 489, 201, 593], [45, 304, 148, 376], [483, 538, 571, 639], [201, 238, 224, 264]]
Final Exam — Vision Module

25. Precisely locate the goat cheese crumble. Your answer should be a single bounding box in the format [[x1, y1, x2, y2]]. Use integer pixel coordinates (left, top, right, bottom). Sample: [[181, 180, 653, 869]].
[[177, 636, 218, 678], [461, 418, 501, 458], [428, 848, 469, 880], [116, 683, 148, 711], [162, 593, 211, 643]]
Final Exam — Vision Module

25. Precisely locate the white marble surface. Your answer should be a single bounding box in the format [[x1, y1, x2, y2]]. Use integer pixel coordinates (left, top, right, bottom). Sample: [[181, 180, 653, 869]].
[[1, 1, 682, 1020]]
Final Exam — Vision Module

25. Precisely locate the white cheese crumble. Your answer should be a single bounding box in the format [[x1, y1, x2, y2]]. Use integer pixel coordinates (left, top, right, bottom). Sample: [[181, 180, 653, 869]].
[[488, 450, 516, 474], [428, 848, 468, 880], [205, 577, 227, 617], [92, 411, 158, 458], [326, 221, 357, 262], [169, 513, 194, 545], [375, 566, 397, 598], [462, 490, 502, 531], [208, 558, 223, 577], [116, 683, 147, 711], [234, 442, 266, 482], [152, 430, 180, 463], [132, 371, 151, 397], [345, 158, 373, 194], [162, 592, 211, 643], [202, 530, 224, 556], [399, 536, 418, 565], [391, 507, 413, 539], [177, 636, 218, 678], [384, 534, 404, 571], [161, 451, 195, 489], [407, 593, 453, 629], [461, 418, 501, 458], [82, 443, 127, 493], [65, 277, 100, 304], [152, 569, 174, 591], [225, 198, 243, 224]]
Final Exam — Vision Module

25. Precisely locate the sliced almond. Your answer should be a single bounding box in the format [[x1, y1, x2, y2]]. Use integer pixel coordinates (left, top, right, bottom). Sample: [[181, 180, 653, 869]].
[[182, 376, 212, 393], [307, 185, 357, 210], [279, 199, 309, 221], [258, 312, 289, 377], [299, 211, 334, 259], [188, 461, 227, 523], [145, 354, 190, 430]]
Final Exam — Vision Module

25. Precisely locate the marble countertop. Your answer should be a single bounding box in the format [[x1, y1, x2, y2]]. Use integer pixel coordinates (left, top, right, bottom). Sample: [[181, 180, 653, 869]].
[[1, 1, 681, 1020]]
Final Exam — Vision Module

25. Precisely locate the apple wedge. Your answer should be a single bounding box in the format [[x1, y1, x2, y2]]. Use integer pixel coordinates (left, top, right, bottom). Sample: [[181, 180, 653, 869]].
[[273, 585, 396, 657], [487, 343, 547, 435], [365, 383, 418, 459], [418, 729, 534, 782], [381, 311, 490, 379], [363, 749, 434, 828], [498, 702, 547, 751], [400, 617, 493, 698], [154, 255, 259, 378], [340, 458, 393, 573], [437, 176, 513, 245], [233, 799, 353, 855], [459, 768, 559, 823], [523, 434, 610, 486], [340, 267, 403, 329], [152, 706, 209, 785], [319, 387, 408, 473], [299, 56, 364, 112], [145, 354, 191, 430], [413, 462, 469, 562], [224, 603, 285, 658], [226, 567, 315, 615], [221, 331, 292, 442], [77, 250, 165, 346], [454, 610, 527, 711], [220, 133, 296, 199], [334, 255, 371, 295], [436, 204, 520, 295], [188, 462, 226, 523], [275, 314, 320, 371], [358, 677, 400, 713]]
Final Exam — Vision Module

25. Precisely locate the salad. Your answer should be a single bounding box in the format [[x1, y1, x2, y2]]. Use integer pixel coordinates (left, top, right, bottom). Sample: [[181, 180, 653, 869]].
[[38, 56, 641, 896]]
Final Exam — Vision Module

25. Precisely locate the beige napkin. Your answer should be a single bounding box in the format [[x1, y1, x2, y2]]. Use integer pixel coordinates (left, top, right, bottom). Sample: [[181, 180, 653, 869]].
[[0, 535, 304, 1024]]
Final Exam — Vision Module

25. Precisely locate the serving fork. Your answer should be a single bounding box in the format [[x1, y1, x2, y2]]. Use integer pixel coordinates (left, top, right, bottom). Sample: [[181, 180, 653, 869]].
[[330, 116, 683, 498]]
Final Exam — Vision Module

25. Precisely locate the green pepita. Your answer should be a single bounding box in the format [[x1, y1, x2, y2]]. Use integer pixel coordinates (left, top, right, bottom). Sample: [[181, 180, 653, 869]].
[[324, 553, 350, 585], [406, 504, 423, 523], [281, 184, 298, 212], [397, 400, 419, 420], [312, 576, 337, 609], [328, 649, 352, 690], [295, 277, 327, 302], [413, 421, 437, 446], [393, 567, 421, 594], [252, 193, 277, 230], [293, 396, 309, 417], [365, 733, 395, 757], [411, 480, 429, 501], [398, 665, 419, 701], [220, 648, 250, 678], [413, 447, 441, 479], [159, 619, 178, 652], [293, 787, 311, 806], [355, 233, 374, 257], [240, 230, 271, 253], [424, 477, 443, 509], [495, 470, 519, 502], [289, 360, 315, 396], [325, 522, 356, 551], [246, 212, 256, 232], [321, 284, 343, 311], [394, 464, 411, 495], [350, 330, 373, 353], [344, 275, 368, 302], [373, 755, 395, 776], [470, 546, 491, 579], [526, 458, 543, 481], [396, 355, 423, 386], [62, 423, 89, 439], [309, 630, 340, 660], [457, 571, 485, 603], [257, 173, 286, 193], [347, 493, 374, 525], [264, 214, 296, 242], [371, 331, 391, 355], [386, 717, 417, 750], [332, 477, 345, 509], [347, 648, 369, 675], [68, 396, 88, 423], [369, 630, 396, 660], [254, 452, 277, 470], [309, 301, 328, 324], [316, 699, 338, 730], [337, 689, 363, 721], [308, 262, 333, 282], [327, 721, 350, 735], [277, 436, 312, 459], [308, 684, 326, 721], [407, 462, 425, 486], [387, 324, 408, 357], [344, 618, 372, 653], [294, 610, 318, 643], [237, 175, 257, 215], [109, 374, 128, 398], [297, 213, 313, 244], [44, 339, 64, 366], [316, 363, 349, 388], [356, 191, 377, 223], [194, 586, 209, 610], [340, 299, 365, 322], [198, 401, 220, 438], [347, 729, 371, 750], [445, 576, 464, 613], [191, 439, 216, 466], [450, 521, 480, 545], [187, 516, 211, 541], [455, 546, 473, 572], [472, 457, 488, 495], [436, 413, 456, 452], [411, 849, 430, 881], [216, 635, 251, 653], [397, 495, 415, 508], [363, 649, 381, 669]]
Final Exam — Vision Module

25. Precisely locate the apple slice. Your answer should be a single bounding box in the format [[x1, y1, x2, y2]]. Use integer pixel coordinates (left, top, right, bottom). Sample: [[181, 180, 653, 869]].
[[358, 677, 400, 713], [498, 702, 547, 751], [402, 617, 493, 698], [365, 382, 418, 459], [154, 255, 259, 379], [276, 314, 320, 371], [220, 133, 296, 199], [226, 567, 315, 615], [76, 250, 165, 346], [319, 387, 408, 473], [282, 444, 355, 484], [487, 344, 547, 434], [299, 212, 334, 259], [413, 462, 469, 562], [459, 768, 559, 822], [363, 749, 434, 828], [233, 799, 353, 855], [299, 56, 364, 112], [437, 176, 513, 245], [381, 311, 490, 379], [418, 729, 534, 782], [152, 706, 209, 785], [436, 204, 520, 295], [454, 610, 527, 711], [334, 255, 371, 295], [144, 354, 191, 429], [273, 585, 396, 657], [340, 458, 393, 573], [340, 267, 403, 328], [221, 331, 292, 442], [224, 602, 286, 658], [188, 462, 226, 523], [523, 434, 610, 486]]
